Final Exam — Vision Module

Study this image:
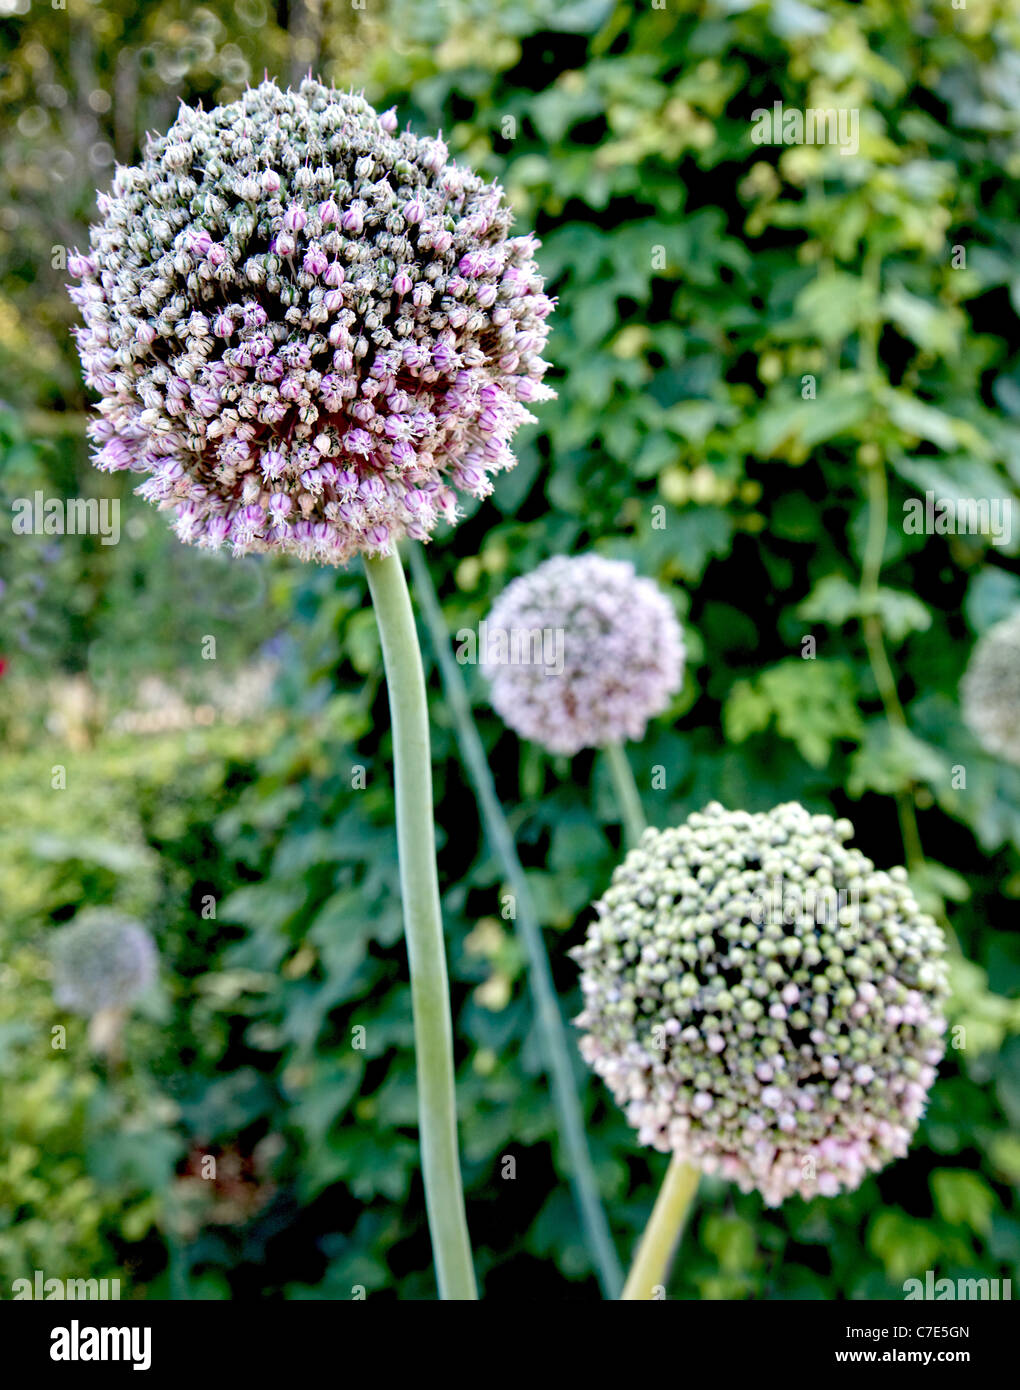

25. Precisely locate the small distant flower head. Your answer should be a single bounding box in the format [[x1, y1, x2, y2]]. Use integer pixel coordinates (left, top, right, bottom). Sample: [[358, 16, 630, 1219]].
[[572, 802, 948, 1206], [961, 610, 1020, 766], [51, 910, 158, 1016], [481, 554, 683, 755], [68, 77, 555, 566]]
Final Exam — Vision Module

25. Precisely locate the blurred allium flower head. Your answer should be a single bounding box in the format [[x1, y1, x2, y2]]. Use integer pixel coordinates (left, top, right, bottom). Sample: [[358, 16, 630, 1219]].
[[68, 78, 555, 564], [960, 609, 1020, 766], [482, 554, 683, 755], [51, 910, 157, 1016], [572, 802, 948, 1206]]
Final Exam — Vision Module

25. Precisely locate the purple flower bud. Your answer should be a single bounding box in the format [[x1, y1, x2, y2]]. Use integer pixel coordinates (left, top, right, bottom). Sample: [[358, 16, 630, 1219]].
[[341, 203, 364, 234], [303, 246, 328, 276], [261, 450, 286, 481], [187, 228, 212, 256], [205, 515, 231, 547], [344, 428, 373, 457]]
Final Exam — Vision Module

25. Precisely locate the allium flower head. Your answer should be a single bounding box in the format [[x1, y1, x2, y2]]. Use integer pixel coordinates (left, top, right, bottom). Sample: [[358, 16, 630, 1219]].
[[961, 610, 1020, 765], [68, 77, 555, 564], [481, 554, 683, 755], [572, 802, 948, 1206], [51, 910, 157, 1016]]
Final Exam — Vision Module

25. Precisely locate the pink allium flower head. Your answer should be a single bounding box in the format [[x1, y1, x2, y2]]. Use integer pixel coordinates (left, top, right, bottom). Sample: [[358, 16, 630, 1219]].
[[481, 554, 683, 755], [68, 77, 554, 564], [571, 803, 949, 1206]]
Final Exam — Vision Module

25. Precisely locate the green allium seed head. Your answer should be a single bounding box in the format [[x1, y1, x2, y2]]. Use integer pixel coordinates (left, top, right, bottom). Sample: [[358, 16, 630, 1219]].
[[571, 802, 948, 1205]]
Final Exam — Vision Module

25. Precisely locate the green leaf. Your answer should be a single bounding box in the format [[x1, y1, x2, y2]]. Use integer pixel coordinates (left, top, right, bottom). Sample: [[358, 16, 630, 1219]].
[[931, 1171, 997, 1234], [869, 1211, 943, 1282], [965, 568, 1020, 634], [882, 287, 961, 356], [885, 391, 987, 454], [703, 1213, 757, 1274], [794, 271, 875, 344], [847, 722, 949, 797], [724, 659, 862, 767], [799, 575, 932, 640]]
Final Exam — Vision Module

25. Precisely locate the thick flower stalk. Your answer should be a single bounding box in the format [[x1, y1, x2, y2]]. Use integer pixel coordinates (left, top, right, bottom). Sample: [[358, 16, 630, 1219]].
[[67, 77, 554, 564], [573, 802, 948, 1209], [961, 609, 1020, 766], [481, 554, 684, 756]]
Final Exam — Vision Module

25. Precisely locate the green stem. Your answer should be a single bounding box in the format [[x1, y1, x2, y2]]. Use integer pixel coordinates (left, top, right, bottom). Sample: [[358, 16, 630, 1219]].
[[604, 740, 647, 848], [858, 249, 926, 879], [621, 1152, 701, 1300], [363, 548, 477, 1301], [408, 544, 624, 1298], [859, 458, 925, 875], [601, 739, 700, 1298]]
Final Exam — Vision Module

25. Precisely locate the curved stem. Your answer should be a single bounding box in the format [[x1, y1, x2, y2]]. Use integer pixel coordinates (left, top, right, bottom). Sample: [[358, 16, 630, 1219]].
[[621, 1152, 701, 1300], [364, 548, 477, 1301], [604, 740, 647, 848], [409, 544, 624, 1298]]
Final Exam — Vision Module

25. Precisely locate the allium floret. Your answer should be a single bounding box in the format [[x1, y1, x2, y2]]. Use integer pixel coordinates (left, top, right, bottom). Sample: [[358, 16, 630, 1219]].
[[572, 802, 948, 1205], [961, 610, 1020, 766], [69, 78, 555, 564], [481, 554, 684, 755], [51, 910, 158, 1016]]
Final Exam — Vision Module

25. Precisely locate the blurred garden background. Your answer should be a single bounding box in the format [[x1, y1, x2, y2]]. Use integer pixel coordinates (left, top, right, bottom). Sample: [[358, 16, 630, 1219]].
[[1, 0, 1019, 1299]]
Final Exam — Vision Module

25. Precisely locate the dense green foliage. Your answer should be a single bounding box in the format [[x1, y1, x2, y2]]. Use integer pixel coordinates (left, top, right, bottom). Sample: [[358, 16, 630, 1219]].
[[1, 0, 1018, 1299]]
